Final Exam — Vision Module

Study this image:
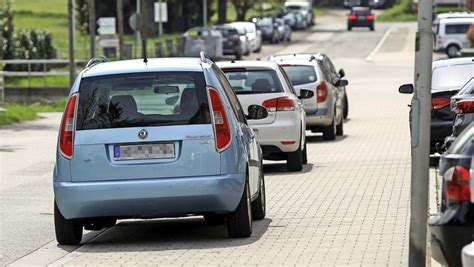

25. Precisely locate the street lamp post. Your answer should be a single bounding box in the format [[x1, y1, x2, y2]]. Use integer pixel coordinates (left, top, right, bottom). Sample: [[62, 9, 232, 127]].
[[409, 0, 433, 264], [203, 0, 207, 27], [68, 0, 75, 88]]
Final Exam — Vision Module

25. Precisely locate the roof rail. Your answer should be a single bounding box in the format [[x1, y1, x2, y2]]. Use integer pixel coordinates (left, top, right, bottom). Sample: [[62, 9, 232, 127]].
[[200, 51, 215, 64], [309, 55, 317, 62], [86, 56, 108, 68]]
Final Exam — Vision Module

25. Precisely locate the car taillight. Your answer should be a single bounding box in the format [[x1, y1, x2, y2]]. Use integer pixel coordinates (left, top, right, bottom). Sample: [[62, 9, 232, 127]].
[[316, 81, 328, 103], [453, 99, 474, 114], [59, 94, 78, 159], [348, 15, 357, 20], [262, 96, 295, 112], [366, 15, 374, 20], [208, 87, 232, 152], [432, 97, 450, 111], [444, 166, 471, 202]]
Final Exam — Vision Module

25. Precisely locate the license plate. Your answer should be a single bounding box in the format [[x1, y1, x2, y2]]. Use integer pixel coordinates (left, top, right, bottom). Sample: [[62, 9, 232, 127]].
[[114, 143, 175, 161], [358, 16, 366, 20]]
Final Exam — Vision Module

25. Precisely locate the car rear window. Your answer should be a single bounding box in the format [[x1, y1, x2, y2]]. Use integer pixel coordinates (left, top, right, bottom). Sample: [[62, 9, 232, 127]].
[[222, 69, 283, 94], [216, 27, 237, 37], [352, 7, 370, 15], [76, 72, 211, 130], [281, 65, 318, 86], [432, 64, 474, 91]]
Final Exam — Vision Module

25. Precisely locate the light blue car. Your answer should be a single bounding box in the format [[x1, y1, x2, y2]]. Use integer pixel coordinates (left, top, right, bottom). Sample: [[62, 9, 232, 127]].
[[54, 53, 268, 245]]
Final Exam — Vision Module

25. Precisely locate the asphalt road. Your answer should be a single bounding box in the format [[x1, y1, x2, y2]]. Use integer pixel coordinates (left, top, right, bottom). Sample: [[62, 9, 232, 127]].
[[1, 10, 418, 266]]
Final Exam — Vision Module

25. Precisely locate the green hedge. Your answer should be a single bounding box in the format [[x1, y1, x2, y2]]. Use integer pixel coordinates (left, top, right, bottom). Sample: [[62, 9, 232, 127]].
[[378, 0, 417, 22]]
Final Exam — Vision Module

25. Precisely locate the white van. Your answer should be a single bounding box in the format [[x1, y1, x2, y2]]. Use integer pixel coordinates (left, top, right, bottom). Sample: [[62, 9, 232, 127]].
[[432, 12, 474, 33], [434, 17, 474, 57]]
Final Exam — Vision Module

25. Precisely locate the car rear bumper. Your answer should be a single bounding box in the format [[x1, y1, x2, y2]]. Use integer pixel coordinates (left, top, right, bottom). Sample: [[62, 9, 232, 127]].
[[54, 173, 245, 220], [431, 120, 453, 153], [429, 220, 474, 266], [250, 115, 301, 153], [306, 108, 332, 128], [348, 20, 374, 27]]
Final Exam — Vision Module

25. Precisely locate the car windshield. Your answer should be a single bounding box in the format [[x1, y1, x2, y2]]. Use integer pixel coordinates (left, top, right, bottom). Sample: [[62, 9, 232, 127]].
[[281, 65, 318, 85], [215, 27, 237, 37], [76, 72, 211, 130], [222, 69, 283, 94], [432, 64, 474, 91], [256, 18, 273, 27]]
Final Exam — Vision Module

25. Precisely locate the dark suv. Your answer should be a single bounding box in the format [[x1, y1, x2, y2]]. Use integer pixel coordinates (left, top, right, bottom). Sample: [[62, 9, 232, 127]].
[[347, 7, 375, 31], [213, 25, 242, 60]]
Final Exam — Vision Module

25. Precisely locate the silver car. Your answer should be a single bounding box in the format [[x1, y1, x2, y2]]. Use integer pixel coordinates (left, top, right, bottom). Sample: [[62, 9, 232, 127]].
[[270, 53, 349, 140]]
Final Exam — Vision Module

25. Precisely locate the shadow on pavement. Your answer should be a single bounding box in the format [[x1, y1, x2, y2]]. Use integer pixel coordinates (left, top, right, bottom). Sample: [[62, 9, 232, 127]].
[[306, 134, 348, 143], [76, 217, 272, 251], [263, 163, 313, 175], [0, 145, 22, 152]]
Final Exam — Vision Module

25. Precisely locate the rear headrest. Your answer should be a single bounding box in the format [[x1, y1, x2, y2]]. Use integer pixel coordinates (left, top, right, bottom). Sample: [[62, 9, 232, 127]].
[[109, 95, 138, 118], [180, 88, 199, 116], [252, 79, 272, 93]]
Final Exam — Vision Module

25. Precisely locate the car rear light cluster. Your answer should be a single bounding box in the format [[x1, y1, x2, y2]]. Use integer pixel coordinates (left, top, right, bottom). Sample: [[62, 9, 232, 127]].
[[432, 97, 450, 111], [208, 87, 232, 152], [444, 166, 471, 202], [59, 94, 78, 159], [366, 15, 375, 20], [453, 99, 474, 114], [348, 15, 357, 20], [316, 81, 328, 103], [262, 96, 295, 112]]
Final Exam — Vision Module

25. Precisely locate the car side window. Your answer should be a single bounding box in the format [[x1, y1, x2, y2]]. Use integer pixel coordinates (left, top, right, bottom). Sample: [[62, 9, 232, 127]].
[[322, 57, 338, 84], [318, 61, 332, 82], [278, 65, 297, 96], [212, 65, 247, 123]]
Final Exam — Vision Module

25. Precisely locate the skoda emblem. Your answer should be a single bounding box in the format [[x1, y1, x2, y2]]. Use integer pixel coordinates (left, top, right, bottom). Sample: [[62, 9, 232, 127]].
[[138, 129, 148, 139]]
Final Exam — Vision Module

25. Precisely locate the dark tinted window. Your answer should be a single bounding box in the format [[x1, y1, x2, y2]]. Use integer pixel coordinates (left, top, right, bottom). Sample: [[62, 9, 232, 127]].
[[223, 69, 283, 94], [281, 65, 318, 85], [445, 24, 470, 34], [351, 7, 371, 15], [76, 72, 210, 130], [215, 27, 238, 37]]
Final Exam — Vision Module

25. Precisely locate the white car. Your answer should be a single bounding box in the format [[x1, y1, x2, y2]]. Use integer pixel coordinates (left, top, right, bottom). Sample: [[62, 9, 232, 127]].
[[230, 22, 262, 53], [432, 12, 474, 33], [269, 53, 347, 140], [226, 23, 251, 56], [433, 17, 474, 57], [217, 60, 308, 171]]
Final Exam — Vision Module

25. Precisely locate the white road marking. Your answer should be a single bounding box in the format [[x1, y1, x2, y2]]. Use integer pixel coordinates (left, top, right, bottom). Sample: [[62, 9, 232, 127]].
[[366, 27, 393, 62]]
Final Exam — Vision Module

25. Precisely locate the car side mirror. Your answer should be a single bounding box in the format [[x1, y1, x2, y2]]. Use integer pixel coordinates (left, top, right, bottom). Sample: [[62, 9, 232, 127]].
[[247, 105, 268, 120], [335, 79, 348, 87], [298, 89, 314, 99], [399, 84, 414, 94], [338, 68, 345, 78]]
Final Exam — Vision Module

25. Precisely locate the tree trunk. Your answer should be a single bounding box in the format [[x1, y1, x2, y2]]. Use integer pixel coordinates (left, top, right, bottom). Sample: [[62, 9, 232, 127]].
[[217, 0, 227, 24]]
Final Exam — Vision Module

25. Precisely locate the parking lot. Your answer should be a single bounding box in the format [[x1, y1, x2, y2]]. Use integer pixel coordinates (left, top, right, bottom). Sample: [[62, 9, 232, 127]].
[[1, 10, 420, 266]]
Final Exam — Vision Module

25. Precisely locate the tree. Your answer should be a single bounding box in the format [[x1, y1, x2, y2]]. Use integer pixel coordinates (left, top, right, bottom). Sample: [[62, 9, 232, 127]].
[[217, 0, 227, 24], [231, 0, 256, 21]]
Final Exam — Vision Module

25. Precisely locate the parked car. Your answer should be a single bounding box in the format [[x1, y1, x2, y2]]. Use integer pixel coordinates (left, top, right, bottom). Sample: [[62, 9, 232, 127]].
[[369, 0, 386, 8], [344, 0, 361, 8], [230, 22, 262, 53], [53, 53, 268, 245], [441, 78, 474, 151], [284, 1, 314, 27], [275, 18, 292, 42], [183, 27, 223, 58], [347, 7, 375, 31], [430, 57, 474, 154], [429, 122, 474, 267], [269, 53, 348, 140], [277, 10, 298, 30], [213, 25, 243, 60], [432, 12, 474, 33], [254, 17, 280, 44], [217, 60, 309, 171], [433, 17, 474, 57]]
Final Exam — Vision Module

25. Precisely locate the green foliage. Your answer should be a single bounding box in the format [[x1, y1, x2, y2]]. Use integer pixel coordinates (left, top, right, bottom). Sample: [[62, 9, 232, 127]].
[[1, 0, 16, 59], [0, 99, 66, 127], [5, 76, 69, 87], [377, 0, 417, 22], [435, 7, 470, 14]]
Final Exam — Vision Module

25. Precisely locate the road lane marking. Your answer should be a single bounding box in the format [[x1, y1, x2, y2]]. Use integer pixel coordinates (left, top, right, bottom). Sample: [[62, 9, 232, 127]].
[[366, 27, 393, 62]]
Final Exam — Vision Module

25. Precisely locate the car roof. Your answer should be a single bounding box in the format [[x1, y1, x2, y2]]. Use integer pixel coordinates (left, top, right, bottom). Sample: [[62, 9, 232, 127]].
[[82, 58, 204, 78], [272, 58, 320, 66], [269, 53, 324, 61], [217, 60, 280, 70], [436, 12, 474, 19], [433, 57, 474, 69], [439, 17, 474, 23]]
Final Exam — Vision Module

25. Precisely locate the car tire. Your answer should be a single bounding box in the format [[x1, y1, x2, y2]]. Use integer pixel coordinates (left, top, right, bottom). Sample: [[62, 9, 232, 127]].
[[251, 170, 266, 220], [54, 201, 83, 245], [343, 95, 349, 119], [236, 53, 242, 60], [336, 116, 344, 136], [322, 115, 337, 141], [204, 214, 226, 226], [227, 178, 252, 238], [302, 142, 308, 164], [348, 26, 352, 31], [446, 44, 460, 58], [287, 144, 303, 172], [370, 26, 374, 31]]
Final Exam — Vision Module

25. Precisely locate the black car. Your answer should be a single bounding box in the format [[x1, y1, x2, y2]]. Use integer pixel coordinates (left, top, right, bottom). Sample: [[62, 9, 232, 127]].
[[430, 58, 474, 154], [213, 25, 242, 60], [429, 122, 474, 267], [347, 7, 375, 31], [253, 17, 279, 44]]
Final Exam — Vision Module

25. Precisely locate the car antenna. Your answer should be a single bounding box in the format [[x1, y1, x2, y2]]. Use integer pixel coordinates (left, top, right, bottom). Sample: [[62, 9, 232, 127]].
[[142, 39, 148, 64]]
